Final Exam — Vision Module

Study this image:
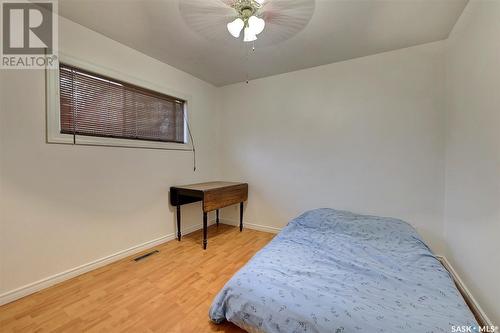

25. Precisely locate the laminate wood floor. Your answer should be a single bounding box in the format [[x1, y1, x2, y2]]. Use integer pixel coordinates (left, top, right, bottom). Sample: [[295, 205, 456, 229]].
[[0, 224, 275, 332]]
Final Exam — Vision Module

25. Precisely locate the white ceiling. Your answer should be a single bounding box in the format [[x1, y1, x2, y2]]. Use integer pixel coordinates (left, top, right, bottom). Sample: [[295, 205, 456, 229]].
[[59, 0, 468, 86]]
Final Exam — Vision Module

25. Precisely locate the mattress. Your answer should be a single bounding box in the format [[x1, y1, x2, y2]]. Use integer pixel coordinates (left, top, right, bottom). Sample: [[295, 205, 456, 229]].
[[209, 208, 477, 333]]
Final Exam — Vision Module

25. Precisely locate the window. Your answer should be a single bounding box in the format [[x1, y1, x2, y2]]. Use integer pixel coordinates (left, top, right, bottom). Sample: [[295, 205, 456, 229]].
[[58, 63, 185, 144], [46, 55, 191, 150]]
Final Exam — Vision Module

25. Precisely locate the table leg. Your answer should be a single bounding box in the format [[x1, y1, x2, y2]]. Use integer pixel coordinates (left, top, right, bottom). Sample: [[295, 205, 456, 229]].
[[203, 212, 208, 250], [216, 209, 219, 227], [176, 205, 181, 241], [240, 202, 244, 232]]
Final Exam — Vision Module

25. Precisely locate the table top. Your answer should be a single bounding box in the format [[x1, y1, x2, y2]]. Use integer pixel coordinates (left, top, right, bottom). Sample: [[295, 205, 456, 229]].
[[171, 181, 246, 192]]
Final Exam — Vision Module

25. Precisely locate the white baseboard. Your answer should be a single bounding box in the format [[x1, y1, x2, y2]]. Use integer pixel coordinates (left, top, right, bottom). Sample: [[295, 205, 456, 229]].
[[436, 255, 494, 327], [0, 220, 215, 306], [220, 218, 283, 234]]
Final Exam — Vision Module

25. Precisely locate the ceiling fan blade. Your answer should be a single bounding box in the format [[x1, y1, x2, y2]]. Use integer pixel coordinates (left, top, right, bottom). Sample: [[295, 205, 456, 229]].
[[180, 0, 234, 16], [260, 0, 315, 24], [256, 0, 315, 46], [179, 0, 238, 41]]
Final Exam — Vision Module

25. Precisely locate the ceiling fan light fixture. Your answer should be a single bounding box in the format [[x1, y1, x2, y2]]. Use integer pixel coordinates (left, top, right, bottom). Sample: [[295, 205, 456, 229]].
[[248, 15, 265, 35], [227, 0, 266, 41], [243, 27, 257, 42], [227, 18, 245, 38]]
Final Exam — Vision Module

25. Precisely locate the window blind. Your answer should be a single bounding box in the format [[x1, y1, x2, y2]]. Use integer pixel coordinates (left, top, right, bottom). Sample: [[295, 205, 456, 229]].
[[59, 63, 185, 144]]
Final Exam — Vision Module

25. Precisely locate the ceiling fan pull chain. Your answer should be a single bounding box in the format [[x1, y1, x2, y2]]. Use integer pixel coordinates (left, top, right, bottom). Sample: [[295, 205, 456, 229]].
[[247, 43, 251, 83]]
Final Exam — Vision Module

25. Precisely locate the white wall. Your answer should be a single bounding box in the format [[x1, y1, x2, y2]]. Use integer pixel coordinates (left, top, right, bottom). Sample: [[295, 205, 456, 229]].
[[444, 0, 500, 324], [0, 17, 220, 296], [218, 42, 447, 253]]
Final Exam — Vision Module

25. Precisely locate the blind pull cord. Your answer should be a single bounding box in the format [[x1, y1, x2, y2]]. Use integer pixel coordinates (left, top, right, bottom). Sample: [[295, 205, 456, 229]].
[[186, 116, 196, 172], [71, 68, 76, 145]]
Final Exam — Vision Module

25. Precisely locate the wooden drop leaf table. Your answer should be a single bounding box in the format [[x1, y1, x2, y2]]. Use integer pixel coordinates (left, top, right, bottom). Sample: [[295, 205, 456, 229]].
[[170, 181, 248, 249]]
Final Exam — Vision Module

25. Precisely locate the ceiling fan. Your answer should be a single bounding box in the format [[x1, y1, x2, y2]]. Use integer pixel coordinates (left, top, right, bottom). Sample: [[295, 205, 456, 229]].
[[179, 0, 315, 47]]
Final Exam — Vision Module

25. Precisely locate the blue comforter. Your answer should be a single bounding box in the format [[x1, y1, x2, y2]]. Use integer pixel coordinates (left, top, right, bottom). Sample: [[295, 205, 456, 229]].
[[209, 208, 477, 333]]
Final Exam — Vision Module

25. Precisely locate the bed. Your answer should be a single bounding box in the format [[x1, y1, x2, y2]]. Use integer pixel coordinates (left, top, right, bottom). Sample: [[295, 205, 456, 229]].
[[209, 208, 478, 333]]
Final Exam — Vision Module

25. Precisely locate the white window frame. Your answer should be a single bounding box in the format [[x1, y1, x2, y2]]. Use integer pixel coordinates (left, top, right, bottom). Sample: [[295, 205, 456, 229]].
[[46, 53, 193, 151]]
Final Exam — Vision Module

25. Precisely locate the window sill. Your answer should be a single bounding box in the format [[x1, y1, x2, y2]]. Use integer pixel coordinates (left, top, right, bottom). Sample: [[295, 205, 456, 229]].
[[47, 132, 192, 151]]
